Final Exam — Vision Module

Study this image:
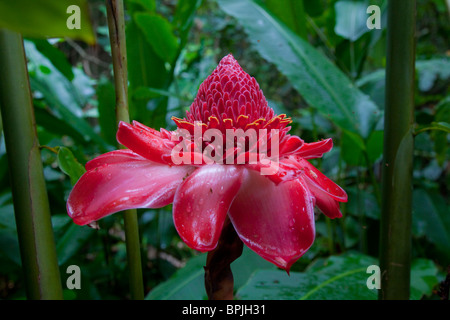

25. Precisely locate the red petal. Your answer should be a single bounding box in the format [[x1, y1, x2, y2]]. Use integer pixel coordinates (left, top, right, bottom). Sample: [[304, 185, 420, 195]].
[[116, 121, 175, 164], [85, 149, 146, 171], [297, 158, 347, 202], [173, 165, 244, 252], [279, 135, 304, 155], [305, 178, 343, 219], [67, 156, 194, 225], [296, 138, 333, 159], [228, 170, 315, 272]]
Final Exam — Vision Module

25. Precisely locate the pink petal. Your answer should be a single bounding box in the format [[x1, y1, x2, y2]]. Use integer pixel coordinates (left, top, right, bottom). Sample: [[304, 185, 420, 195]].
[[295, 138, 333, 159], [297, 158, 347, 202], [304, 178, 343, 219], [279, 135, 304, 155], [173, 165, 244, 252], [67, 156, 195, 225], [85, 149, 146, 171], [228, 170, 315, 271], [116, 121, 175, 164]]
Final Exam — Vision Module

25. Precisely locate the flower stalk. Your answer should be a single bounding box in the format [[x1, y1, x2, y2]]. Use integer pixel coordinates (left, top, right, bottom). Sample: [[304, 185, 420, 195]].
[[204, 218, 243, 300], [379, 0, 416, 300], [106, 0, 144, 300], [0, 29, 63, 299]]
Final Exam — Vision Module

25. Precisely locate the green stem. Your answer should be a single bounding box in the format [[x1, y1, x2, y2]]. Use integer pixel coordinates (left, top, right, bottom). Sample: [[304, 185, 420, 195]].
[[106, 0, 144, 300], [379, 0, 416, 300], [0, 30, 63, 299]]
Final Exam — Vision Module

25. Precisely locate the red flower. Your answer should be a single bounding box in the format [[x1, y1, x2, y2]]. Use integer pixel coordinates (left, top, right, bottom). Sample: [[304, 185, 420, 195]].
[[67, 54, 347, 271]]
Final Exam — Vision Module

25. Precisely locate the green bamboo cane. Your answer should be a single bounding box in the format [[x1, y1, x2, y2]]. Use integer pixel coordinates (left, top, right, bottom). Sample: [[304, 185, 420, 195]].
[[106, 0, 145, 300], [379, 0, 416, 300], [0, 30, 63, 300]]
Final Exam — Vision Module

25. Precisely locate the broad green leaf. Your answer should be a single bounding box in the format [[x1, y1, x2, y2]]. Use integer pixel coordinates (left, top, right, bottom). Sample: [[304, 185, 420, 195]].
[[416, 58, 450, 92], [346, 186, 380, 220], [412, 189, 450, 263], [217, 0, 380, 138], [146, 254, 207, 300], [410, 259, 439, 300], [0, 202, 21, 266], [32, 39, 75, 81], [237, 253, 378, 300], [34, 107, 86, 145], [96, 80, 118, 146], [25, 41, 109, 151], [146, 247, 275, 300], [341, 130, 366, 166], [334, 1, 370, 42], [126, 19, 169, 126], [0, 0, 95, 44], [366, 130, 384, 164], [264, 0, 307, 39], [0, 229, 21, 266], [173, 0, 203, 46], [126, 0, 156, 12], [231, 247, 276, 289], [56, 223, 95, 266], [57, 147, 86, 185], [134, 13, 179, 65]]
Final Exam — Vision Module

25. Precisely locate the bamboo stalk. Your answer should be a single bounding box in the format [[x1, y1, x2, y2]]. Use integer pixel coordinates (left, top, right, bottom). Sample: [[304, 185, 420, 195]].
[[0, 30, 63, 299], [379, 0, 416, 300], [106, 0, 145, 300]]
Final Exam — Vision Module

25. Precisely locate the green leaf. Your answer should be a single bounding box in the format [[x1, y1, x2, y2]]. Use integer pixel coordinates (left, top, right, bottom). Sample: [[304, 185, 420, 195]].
[[126, 19, 169, 126], [126, 0, 156, 12], [334, 1, 370, 42], [96, 79, 118, 146], [57, 147, 86, 185], [146, 254, 207, 300], [32, 39, 75, 81], [231, 247, 276, 289], [416, 58, 450, 92], [217, 0, 380, 138], [146, 247, 276, 300], [173, 0, 203, 46], [56, 223, 95, 266], [412, 189, 450, 263], [25, 40, 109, 151], [237, 253, 378, 300], [409, 259, 439, 300], [264, 0, 307, 39], [0, 0, 95, 44], [432, 96, 450, 165], [134, 12, 179, 65], [416, 121, 450, 135], [366, 130, 384, 164], [341, 130, 366, 166]]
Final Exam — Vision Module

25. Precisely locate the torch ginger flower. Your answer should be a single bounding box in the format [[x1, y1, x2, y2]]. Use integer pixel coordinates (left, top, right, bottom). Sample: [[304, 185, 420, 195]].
[[67, 54, 347, 271]]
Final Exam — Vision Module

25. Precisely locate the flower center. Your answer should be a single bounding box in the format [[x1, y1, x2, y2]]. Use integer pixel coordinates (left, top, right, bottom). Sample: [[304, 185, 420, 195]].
[[172, 54, 292, 135], [171, 54, 298, 166]]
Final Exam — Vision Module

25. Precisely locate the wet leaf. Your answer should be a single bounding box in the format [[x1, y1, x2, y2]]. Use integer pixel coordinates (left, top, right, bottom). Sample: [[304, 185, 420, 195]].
[[0, 0, 95, 44], [217, 0, 380, 138], [57, 147, 86, 185]]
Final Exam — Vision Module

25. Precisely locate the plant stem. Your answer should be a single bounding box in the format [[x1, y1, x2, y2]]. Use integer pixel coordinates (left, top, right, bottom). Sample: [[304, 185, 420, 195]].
[[106, 0, 144, 300], [0, 30, 63, 299], [204, 218, 243, 300], [379, 0, 416, 300]]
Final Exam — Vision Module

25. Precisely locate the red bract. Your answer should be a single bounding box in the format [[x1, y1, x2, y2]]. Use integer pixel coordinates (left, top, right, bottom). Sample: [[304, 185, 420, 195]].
[[67, 54, 347, 271]]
